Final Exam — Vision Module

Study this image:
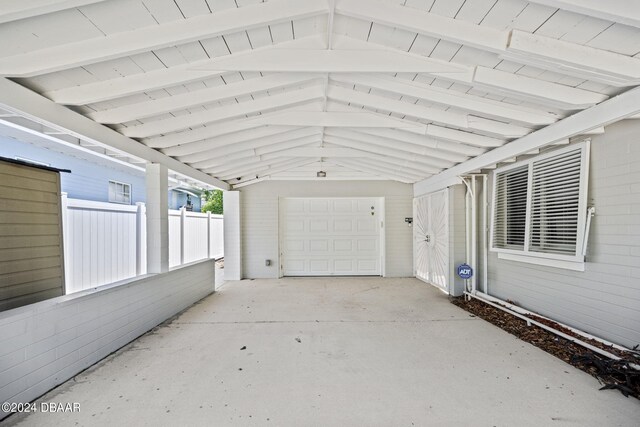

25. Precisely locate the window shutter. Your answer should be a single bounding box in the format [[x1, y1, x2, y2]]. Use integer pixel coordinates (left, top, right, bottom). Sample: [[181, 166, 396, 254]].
[[529, 148, 583, 255], [492, 165, 528, 250]]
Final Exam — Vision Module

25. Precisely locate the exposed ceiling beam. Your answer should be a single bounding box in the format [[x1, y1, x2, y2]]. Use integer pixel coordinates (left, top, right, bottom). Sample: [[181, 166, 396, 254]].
[[353, 127, 488, 156], [414, 86, 640, 196], [0, 0, 109, 24], [142, 104, 317, 148], [504, 30, 640, 86], [325, 129, 456, 168], [0, 77, 229, 189], [337, 0, 640, 86], [162, 126, 300, 157], [217, 157, 325, 180], [525, 0, 640, 29], [331, 73, 558, 126], [323, 135, 444, 172], [89, 74, 323, 124], [246, 110, 427, 131], [326, 158, 415, 183], [335, 0, 508, 53], [188, 134, 322, 169], [190, 49, 470, 74], [328, 85, 532, 138], [42, 36, 325, 105], [325, 128, 468, 163], [121, 85, 325, 138], [176, 128, 323, 163], [473, 67, 608, 109], [0, 0, 328, 77]]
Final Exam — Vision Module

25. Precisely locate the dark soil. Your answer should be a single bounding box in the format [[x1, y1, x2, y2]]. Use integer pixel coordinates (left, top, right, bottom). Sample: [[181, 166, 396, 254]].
[[451, 296, 640, 399]]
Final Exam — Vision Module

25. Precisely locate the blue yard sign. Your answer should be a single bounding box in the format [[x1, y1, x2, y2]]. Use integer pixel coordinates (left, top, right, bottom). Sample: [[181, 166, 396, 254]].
[[457, 264, 473, 279]]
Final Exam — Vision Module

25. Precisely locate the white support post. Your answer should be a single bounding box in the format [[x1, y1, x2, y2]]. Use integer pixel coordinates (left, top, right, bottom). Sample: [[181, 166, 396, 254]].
[[146, 163, 169, 274], [223, 191, 242, 280], [180, 207, 186, 266], [135, 202, 145, 275], [207, 211, 212, 259]]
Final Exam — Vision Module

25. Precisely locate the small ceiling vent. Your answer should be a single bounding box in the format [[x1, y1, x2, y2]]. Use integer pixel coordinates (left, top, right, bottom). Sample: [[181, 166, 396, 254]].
[[317, 171, 326, 178]]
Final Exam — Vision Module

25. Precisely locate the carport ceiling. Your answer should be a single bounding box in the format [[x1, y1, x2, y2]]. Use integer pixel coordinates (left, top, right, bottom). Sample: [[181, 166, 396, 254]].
[[0, 0, 639, 188]]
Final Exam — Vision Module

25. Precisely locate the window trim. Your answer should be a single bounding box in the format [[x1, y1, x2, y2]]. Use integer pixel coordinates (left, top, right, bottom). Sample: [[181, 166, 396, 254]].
[[108, 180, 132, 205], [489, 141, 590, 268]]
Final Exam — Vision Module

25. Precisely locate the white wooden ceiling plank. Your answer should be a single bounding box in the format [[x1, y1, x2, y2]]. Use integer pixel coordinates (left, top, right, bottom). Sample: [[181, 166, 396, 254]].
[[429, 40, 463, 62], [208, 0, 239, 12], [534, 9, 589, 39], [174, 41, 211, 63], [128, 51, 168, 73], [292, 16, 326, 39], [586, 24, 640, 56], [268, 21, 295, 43], [79, 0, 159, 34], [173, 0, 212, 18], [325, 156, 425, 180], [138, 0, 185, 24], [450, 46, 501, 68], [509, 3, 557, 33], [0, 0, 109, 24], [223, 30, 254, 54], [246, 27, 275, 49], [429, 0, 466, 18], [367, 23, 417, 51], [223, 159, 321, 183], [0, 10, 103, 58], [0, 0, 329, 76], [558, 16, 612, 45], [403, 0, 436, 11], [121, 85, 324, 137], [332, 15, 370, 41], [479, 0, 528, 30], [525, 0, 640, 29], [337, 0, 509, 53], [199, 36, 232, 57], [454, 0, 501, 25]]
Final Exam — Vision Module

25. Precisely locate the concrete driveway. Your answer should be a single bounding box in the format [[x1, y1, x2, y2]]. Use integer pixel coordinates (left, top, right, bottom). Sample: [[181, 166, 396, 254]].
[[4, 277, 640, 426]]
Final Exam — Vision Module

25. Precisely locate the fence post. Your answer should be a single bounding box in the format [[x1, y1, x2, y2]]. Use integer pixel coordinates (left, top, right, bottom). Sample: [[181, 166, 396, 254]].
[[136, 202, 145, 275], [60, 192, 70, 294], [207, 211, 212, 259], [180, 207, 186, 265]]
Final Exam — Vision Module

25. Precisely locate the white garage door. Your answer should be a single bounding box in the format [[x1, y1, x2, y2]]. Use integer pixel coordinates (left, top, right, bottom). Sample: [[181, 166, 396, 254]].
[[280, 198, 382, 276]]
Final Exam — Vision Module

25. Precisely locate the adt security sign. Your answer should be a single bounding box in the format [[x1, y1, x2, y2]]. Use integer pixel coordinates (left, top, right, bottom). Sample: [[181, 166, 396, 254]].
[[457, 264, 473, 279]]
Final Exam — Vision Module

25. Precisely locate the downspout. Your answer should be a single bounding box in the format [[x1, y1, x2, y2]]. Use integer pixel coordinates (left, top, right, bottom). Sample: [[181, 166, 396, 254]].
[[471, 175, 477, 294], [482, 174, 488, 294]]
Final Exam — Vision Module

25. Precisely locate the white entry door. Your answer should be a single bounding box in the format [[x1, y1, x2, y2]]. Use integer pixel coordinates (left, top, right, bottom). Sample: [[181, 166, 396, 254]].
[[414, 190, 449, 292], [280, 198, 382, 276]]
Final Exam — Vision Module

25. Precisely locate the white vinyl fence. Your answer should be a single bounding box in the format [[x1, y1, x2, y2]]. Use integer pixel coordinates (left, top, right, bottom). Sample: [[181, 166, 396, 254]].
[[62, 195, 223, 294]]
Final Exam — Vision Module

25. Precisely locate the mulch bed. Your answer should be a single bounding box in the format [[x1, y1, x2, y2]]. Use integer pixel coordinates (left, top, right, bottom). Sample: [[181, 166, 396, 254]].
[[451, 296, 640, 399]]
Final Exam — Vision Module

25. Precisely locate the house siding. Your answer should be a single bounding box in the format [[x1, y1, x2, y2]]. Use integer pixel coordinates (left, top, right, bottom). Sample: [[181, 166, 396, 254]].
[[239, 180, 413, 278], [485, 119, 640, 348], [0, 137, 147, 205], [0, 259, 215, 420]]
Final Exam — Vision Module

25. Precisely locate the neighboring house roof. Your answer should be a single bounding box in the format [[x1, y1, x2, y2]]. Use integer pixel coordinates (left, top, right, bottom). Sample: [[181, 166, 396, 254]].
[[0, 155, 71, 174]]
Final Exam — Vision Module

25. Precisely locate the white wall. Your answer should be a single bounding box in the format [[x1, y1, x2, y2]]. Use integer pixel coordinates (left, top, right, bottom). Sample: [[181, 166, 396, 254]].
[[239, 180, 413, 278], [485, 119, 640, 348], [0, 259, 215, 420]]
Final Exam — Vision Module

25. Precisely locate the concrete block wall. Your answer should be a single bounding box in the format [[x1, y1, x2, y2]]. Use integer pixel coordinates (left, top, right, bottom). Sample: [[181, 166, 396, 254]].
[[0, 259, 215, 420]]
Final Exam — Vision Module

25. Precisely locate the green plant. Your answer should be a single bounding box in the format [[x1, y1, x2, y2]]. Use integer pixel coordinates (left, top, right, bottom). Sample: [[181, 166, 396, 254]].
[[201, 189, 223, 214]]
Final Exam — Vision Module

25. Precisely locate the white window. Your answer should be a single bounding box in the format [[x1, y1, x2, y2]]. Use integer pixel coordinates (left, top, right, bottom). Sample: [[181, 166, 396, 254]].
[[108, 180, 131, 205], [490, 141, 590, 271]]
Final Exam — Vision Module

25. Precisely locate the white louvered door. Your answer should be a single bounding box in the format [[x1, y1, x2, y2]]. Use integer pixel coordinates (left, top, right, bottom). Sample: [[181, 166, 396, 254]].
[[414, 189, 449, 292]]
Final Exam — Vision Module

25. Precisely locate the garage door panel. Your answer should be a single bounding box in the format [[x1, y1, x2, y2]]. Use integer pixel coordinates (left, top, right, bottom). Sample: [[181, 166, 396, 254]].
[[310, 259, 330, 274], [309, 239, 329, 252], [285, 239, 305, 252], [309, 199, 329, 213], [281, 197, 381, 276], [309, 219, 329, 232]]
